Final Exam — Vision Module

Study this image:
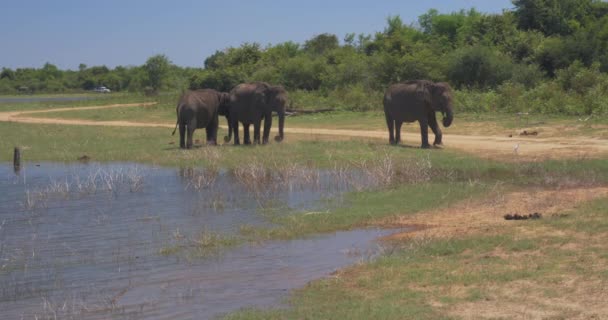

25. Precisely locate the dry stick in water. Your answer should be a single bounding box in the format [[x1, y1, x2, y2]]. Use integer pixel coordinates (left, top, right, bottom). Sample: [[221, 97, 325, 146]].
[[13, 147, 21, 173]]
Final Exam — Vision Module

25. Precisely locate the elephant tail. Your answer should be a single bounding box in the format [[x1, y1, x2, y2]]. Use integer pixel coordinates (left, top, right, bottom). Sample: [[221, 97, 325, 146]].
[[171, 120, 179, 136], [172, 105, 181, 135]]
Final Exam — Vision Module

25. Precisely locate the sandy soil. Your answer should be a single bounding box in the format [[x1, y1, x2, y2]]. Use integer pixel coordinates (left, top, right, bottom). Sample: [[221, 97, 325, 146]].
[[2, 102, 607, 161]]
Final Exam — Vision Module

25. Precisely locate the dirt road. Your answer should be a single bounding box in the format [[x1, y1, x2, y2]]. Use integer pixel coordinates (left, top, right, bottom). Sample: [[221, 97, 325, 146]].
[[1, 103, 607, 159]]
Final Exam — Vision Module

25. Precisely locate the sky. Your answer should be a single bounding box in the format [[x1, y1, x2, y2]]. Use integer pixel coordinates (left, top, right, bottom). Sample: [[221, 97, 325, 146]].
[[0, 0, 514, 70]]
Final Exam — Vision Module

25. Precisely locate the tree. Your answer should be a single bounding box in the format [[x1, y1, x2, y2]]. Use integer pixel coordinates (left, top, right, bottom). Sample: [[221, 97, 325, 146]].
[[0, 68, 15, 80], [304, 33, 339, 56], [40, 62, 61, 81], [513, 0, 594, 36], [447, 46, 515, 88], [143, 54, 171, 92], [204, 50, 225, 69]]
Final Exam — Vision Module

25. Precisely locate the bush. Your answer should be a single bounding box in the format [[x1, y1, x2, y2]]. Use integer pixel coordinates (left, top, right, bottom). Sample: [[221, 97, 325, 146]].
[[289, 86, 382, 112], [327, 85, 383, 111], [447, 46, 514, 89], [0, 78, 16, 94], [510, 63, 544, 88], [279, 56, 325, 90], [495, 82, 528, 112], [289, 90, 332, 110], [193, 69, 245, 92], [453, 89, 498, 113]]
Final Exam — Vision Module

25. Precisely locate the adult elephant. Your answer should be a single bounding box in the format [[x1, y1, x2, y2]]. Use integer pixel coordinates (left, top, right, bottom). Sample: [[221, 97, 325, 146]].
[[172, 89, 231, 149], [383, 80, 454, 149], [228, 82, 287, 145]]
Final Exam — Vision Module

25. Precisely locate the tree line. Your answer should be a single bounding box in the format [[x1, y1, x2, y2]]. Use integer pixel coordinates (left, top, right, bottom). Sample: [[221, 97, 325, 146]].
[[2, 0, 608, 115]]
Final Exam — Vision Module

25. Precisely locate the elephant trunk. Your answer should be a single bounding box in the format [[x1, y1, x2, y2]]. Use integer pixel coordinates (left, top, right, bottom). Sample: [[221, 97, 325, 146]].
[[442, 109, 453, 127], [274, 110, 285, 142]]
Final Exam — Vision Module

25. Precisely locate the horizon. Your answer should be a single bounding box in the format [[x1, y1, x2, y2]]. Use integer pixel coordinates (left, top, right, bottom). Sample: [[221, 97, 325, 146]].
[[1, 0, 513, 70]]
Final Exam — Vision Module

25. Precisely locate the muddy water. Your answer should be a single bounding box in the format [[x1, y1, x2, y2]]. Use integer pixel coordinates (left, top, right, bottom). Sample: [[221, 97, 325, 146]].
[[0, 163, 401, 319]]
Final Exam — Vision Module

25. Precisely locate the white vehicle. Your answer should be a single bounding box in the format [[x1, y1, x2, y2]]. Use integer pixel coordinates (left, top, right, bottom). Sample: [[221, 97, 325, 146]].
[[93, 86, 111, 93]]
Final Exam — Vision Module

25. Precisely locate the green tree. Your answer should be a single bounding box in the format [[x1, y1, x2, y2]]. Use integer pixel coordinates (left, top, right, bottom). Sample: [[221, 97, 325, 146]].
[[304, 33, 339, 56], [0, 68, 15, 80], [447, 46, 515, 88], [513, 0, 595, 36], [143, 54, 171, 92]]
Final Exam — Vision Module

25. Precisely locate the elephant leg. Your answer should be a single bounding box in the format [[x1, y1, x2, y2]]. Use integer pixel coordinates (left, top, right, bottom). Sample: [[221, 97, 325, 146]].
[[428, 112, 443, 146], [231, 116, 240, 145], [206, 116, 218, 146], [418, 119, 431, 149], [385, 113, 395, 145], [243, 123, 251, 145], [179, 123, 186, 149], [262, 112, 272, 144], [395, 121, 403, 144], [186, 120, 196, 149], [253, 121, 261, 145]]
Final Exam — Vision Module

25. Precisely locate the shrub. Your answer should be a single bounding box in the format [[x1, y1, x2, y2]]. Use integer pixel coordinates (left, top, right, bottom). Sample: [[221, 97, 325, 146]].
[[453, 89, 498, 113], [447, 46, 514, 89]]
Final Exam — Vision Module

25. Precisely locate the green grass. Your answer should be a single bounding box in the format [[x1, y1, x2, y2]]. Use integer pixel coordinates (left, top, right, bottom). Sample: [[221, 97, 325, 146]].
[[2, 109, 608, 318], [224, 197, 608, 319], [0, 92, 154, 112], [159, 230, 241, 258], [240, 182, 487, 241], [20, 102, 608, 139], [0, 120, 471, 167]]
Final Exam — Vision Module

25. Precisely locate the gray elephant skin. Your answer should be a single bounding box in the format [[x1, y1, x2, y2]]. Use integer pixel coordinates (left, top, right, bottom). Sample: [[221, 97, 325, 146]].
[[228, 82, 287, 145], [172, 89, 230, 149], [383, 80, 454, 148]]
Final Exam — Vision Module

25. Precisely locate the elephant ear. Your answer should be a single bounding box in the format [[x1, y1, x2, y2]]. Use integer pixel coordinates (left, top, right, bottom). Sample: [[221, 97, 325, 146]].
[[418, 82, 433, 107], [430, 82, 454, 112], [219, 92, 230, 105], [250, 83, 268, 104]]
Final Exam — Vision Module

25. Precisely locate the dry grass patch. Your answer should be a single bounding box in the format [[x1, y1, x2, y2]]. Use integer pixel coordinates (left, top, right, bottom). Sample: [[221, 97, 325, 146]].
[[447, 278, 608, 320], [381, 186, 608, 240]]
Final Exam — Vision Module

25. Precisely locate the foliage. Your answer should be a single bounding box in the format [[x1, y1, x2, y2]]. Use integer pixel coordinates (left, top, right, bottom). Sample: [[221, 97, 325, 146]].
[[3, 2, 608, 115], [143, 54, 171, 92], [447, 46, 515, 89]]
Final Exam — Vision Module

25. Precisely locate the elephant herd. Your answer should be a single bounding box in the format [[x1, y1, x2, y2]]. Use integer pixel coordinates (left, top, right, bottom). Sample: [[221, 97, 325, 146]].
[[173, 80, 454, 149]]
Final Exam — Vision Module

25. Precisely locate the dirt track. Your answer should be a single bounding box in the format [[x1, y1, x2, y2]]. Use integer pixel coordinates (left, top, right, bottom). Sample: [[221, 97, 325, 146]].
[[1, 103, 607, 159]]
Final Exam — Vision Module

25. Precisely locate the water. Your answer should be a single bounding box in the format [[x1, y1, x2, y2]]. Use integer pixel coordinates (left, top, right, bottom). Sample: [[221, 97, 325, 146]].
[[0, 163, 403, 319], [0, 96, 103, 103]]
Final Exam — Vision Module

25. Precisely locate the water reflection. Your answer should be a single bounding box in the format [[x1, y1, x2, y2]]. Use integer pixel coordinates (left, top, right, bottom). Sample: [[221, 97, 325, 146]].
[[0, 163, 400, 319]]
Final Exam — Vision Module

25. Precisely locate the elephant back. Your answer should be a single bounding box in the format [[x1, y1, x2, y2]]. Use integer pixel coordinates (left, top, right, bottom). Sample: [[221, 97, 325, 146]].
[[385, 82, 431, 107]]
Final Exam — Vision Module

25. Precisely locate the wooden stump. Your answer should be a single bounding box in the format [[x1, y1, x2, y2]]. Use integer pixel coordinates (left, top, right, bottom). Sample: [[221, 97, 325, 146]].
[[13, 147, 21, 172]]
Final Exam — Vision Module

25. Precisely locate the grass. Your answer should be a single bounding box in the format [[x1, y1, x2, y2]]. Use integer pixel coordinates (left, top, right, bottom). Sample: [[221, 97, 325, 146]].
[[2, 97, 608, 318], [0, 120, 468, 167], [4, 119, 607, 183], [0, 92, 163, 112], [159, 229, 241, 258], [239, 182, 488, 241], [224, 196, 608, 319], [18, 102, 608, 139]]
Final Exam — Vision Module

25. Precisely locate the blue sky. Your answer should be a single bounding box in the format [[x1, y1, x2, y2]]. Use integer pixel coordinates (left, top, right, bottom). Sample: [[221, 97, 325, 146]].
[[0, 0, 514, 70]]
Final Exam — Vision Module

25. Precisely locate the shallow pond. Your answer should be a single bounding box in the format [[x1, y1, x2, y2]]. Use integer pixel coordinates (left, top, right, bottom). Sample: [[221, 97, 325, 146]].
[[0, 163, 402, 319]]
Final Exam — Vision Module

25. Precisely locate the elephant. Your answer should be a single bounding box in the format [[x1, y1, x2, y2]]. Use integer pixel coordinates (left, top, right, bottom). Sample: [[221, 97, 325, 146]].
[[171, 89, 231, 149], [228, 82, 287, 145], [383, 80, 454, 149]]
